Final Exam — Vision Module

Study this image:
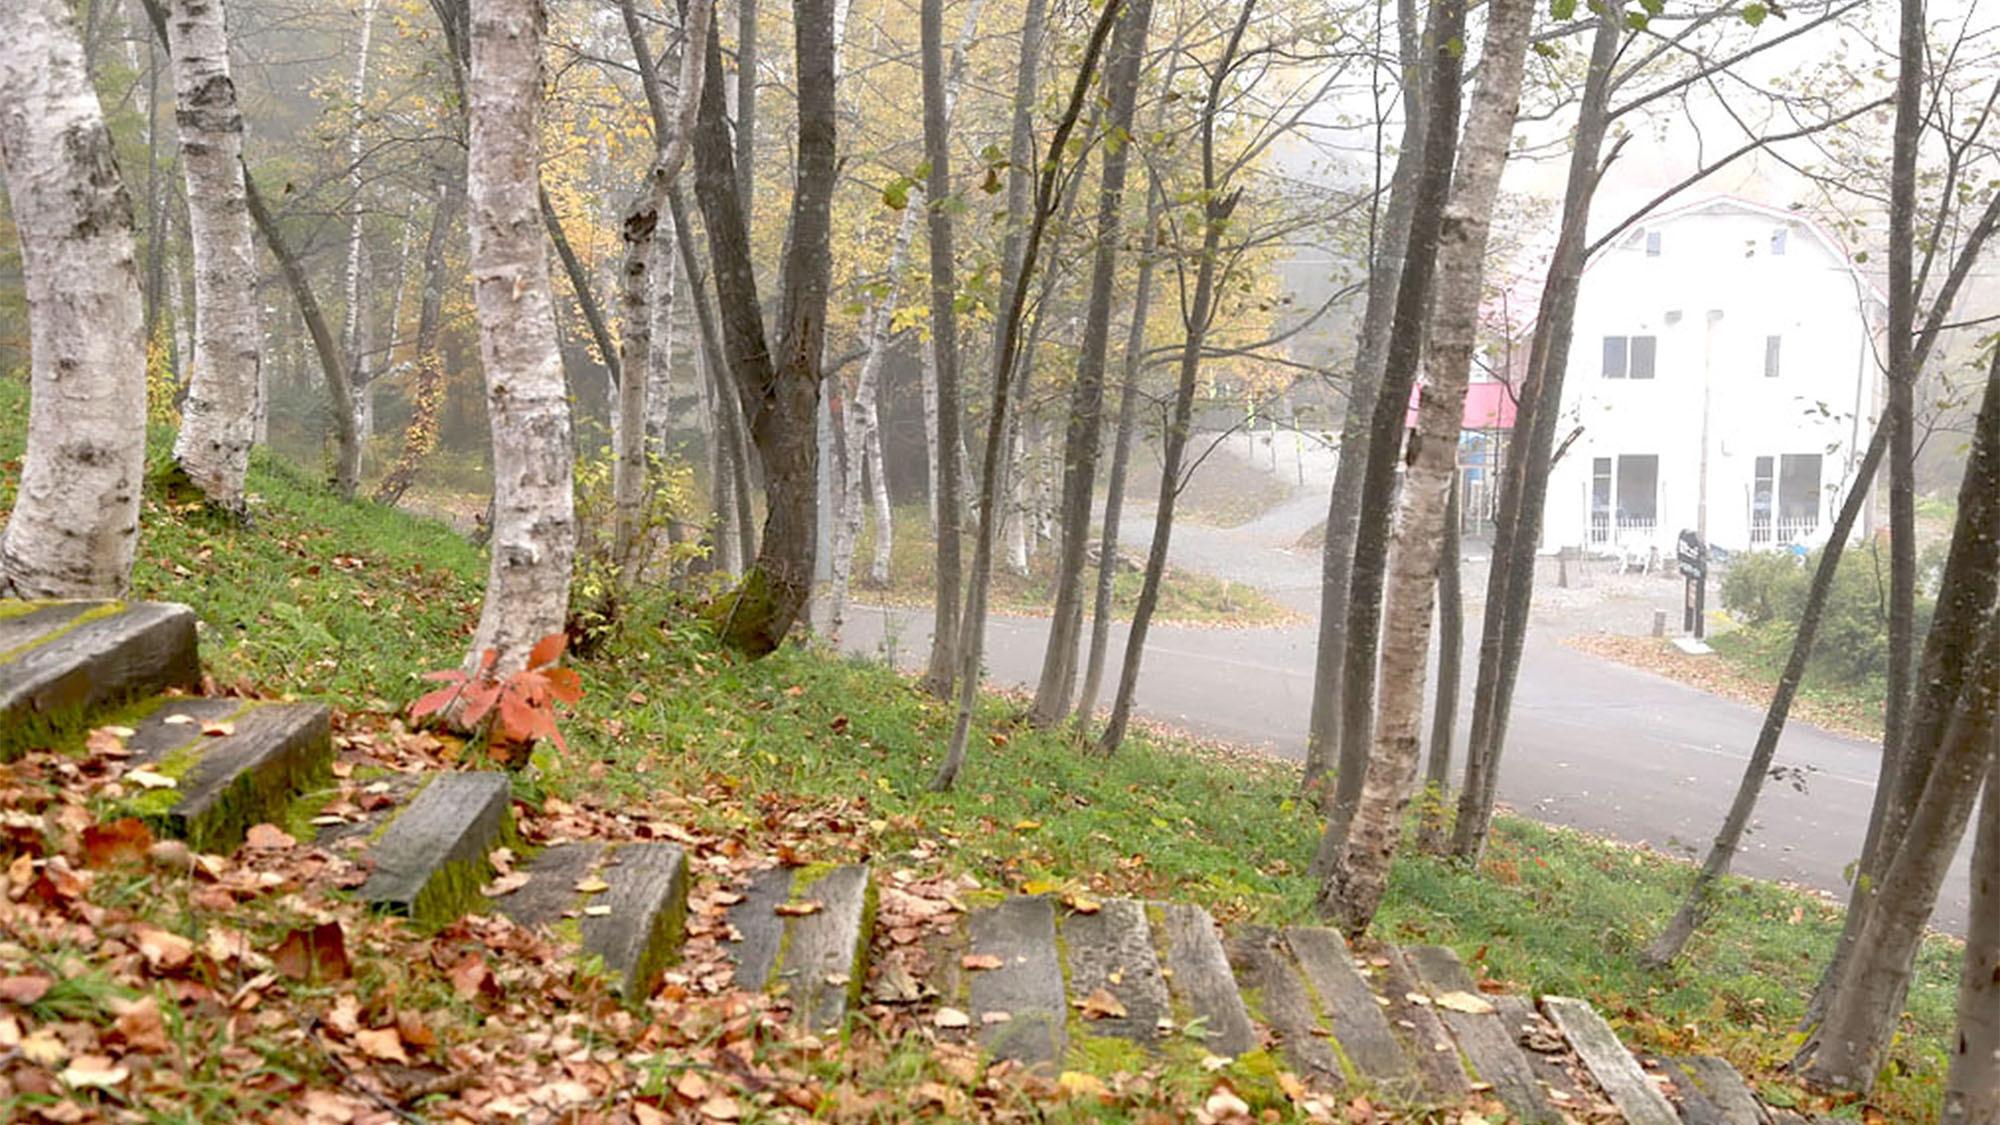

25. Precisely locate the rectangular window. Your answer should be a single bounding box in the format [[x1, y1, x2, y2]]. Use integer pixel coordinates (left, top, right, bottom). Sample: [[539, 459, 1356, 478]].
[[1778, 454, 1822, 521], [1631, 335, 1657, 379], [1771, 228, 1788, 255], [1764, 335, 1782, 378], [1603, 336, 1628, 379], [1752, 456, 1775, 544], [1591, 457, 1613, 544], [1616, 454, 1659, 525], [1645, 230, 1662, 257]]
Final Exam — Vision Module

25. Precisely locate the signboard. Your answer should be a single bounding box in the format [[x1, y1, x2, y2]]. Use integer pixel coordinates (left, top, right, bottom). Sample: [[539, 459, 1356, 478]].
[[1676, 529, 1706, 579]]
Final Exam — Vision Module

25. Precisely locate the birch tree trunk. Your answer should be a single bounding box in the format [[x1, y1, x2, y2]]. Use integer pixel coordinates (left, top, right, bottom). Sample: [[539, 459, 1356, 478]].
[[1943, 755, 2000, 1125], [1030, 0, 1152, 727], [1309, 0, 1465, 873], [162, 0, 259, 512], [1301, 0, 1425, 805], [374, 177, 462, 507], [614, 0, 708, 576], [340, 0, 377, 486], [1414, 473, 1460, 854], [0, 0, 147, 599], [1316, 0, 1531, 937], [1449, 1, 1623, 859], [464, 0, 575, 675]]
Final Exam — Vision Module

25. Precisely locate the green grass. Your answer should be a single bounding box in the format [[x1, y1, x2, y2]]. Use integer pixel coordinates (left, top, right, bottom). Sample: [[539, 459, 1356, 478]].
[[0, 370, 1961, 1120], [854, 503, 1296, 626], [1707, 626, 1888, 739]]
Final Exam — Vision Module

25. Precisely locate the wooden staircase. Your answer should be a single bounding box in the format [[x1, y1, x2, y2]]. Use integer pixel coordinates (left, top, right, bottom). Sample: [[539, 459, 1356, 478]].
[[5, 599, 1823, 1124]]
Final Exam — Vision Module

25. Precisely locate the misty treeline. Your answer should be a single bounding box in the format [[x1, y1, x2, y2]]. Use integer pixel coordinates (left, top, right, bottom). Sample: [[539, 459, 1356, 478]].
[[1, 0, 1998, 1111]]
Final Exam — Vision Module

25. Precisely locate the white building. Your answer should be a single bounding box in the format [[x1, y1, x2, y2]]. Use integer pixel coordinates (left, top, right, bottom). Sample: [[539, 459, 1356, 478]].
[[1521, 196, 1887, 557]]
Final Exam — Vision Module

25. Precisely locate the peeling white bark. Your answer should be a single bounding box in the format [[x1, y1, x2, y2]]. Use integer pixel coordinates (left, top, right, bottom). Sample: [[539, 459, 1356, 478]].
[[0, 0, 147, 598], [165, 0, 260, 510], [465, 0, 575, 674]]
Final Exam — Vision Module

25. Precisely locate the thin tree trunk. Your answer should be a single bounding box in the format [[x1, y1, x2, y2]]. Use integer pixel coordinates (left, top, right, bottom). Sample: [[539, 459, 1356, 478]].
[[1942, 753, 2000, 1125], [1078, 149, 1170, 722], [1415, 473, 1461, 854], [1315, 0, 1530, 936], [828, 216, 916, 631], [1448, 1, 1624, 860], [1302, 0, 1426, 806], [243, 165, 361, 499], [340, 0, 377, 490], [375, 178, 463, 507], [1030, 0, 1153, 727], [614, 0, 709, 575], [666, 185, 755, 572], [932, 0, 1124, 791], [1310, 0, 1467, 876], [917, 0, 982, 694], [1639, 419, 1889, 966], [1098, 0, 1254, 756], [540, 186, 621, 391], [162, 0, 259, 512], [733, 0, 755, 222], [464, 0, 576, 675], [0, 0, 147, 598]]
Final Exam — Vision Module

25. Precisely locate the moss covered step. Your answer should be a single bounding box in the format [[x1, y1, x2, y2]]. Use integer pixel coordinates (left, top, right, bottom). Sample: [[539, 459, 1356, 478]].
[[1153, 902, 1257, 1059], [495, 841, 688, 1001], [1060, 898, 1171, 1050], [1284, 927, 1421, 1097], [962, 895, 1068, 1070], [359, 772, 512, 928], [724, 864, 873, 1033], [0, 601, 199, 759], [1662, 1056, 1764, 1125], [119, 696, 332, 852], [1222, 925, 1345, 1090], [1401, 945, 1560, 1123], [1542, 995, 1680, 1125], [1367, 939, 1473, 1101]]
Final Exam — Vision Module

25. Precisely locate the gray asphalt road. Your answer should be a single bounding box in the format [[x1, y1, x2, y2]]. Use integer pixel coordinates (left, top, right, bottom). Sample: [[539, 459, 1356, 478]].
[[831, 454, 1974, 932]]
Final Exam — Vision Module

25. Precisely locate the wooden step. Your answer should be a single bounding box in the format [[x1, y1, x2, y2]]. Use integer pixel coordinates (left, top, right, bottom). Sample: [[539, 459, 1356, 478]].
[[0, 601, 199, 759], [1223, 925, 1344, 1089], [359, 772, 512, 928], [1060, 898, 1171, 1048], [117, 696, 332, 852], [1662, 1056, 1764, 1125], [1402, 945, 1560, 1123], [1153, 902, 1257, 1059], [1542, 995, 1680, 1125], [495, 841, 689, 1002], [963, 895, 1068, 1071], [724, 864, 873, 1033], [1285, 927, 1421, 1097], [1367, 940, 1474, 1101]]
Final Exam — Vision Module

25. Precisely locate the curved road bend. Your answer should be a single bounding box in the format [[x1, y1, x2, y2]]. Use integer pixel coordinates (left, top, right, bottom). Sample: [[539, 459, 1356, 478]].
[[833, 500, 1974, 934]]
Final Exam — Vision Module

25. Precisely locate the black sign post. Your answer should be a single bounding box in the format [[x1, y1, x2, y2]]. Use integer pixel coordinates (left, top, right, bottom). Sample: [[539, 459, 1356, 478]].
[[1677, 529, 1707, 640]]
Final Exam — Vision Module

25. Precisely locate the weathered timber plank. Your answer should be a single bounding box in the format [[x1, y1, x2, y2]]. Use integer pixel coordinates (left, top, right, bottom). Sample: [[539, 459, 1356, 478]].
[[0, 602, 199, 756], [727, 867, 794, 992], [1664, 1056, 1764, 1125], [1402, 945, 1558, 1123], [1366, 940, 1473, 1101], [150, 702, 332, 852], [1156, 902, 1257, 1059], [1224, 925, 1343, 1089], [1542, 995, 1680, 1125], [1062, 898, 1170, 1046], [773, 864, 870, 1032], [1286, 927, 1419, 1094], [359, 772, 511, 926], [967, 895, 1068, 1070]]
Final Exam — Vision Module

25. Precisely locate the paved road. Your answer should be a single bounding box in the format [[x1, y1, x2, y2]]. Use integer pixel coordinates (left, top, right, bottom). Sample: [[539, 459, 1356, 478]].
[[835, 435, 1974, 933]]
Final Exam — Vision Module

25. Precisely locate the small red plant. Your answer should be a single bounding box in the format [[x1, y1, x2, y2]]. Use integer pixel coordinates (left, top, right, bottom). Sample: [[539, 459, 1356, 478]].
[[412, 633, 583, 763]]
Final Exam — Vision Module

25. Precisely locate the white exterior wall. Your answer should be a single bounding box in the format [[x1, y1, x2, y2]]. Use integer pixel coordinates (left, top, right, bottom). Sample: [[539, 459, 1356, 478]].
[[1539, 200, 1881, 555]]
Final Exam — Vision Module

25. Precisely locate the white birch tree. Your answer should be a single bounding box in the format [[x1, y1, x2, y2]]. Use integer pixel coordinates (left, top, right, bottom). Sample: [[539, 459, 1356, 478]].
[[163, 0, 260, 513], [0, 0, 147, 599], [465, 0, 575, 673]]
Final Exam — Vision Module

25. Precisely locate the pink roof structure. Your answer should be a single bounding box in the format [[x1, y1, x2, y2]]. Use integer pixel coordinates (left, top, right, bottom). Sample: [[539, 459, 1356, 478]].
[[1404, 380, 1519, 430]]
